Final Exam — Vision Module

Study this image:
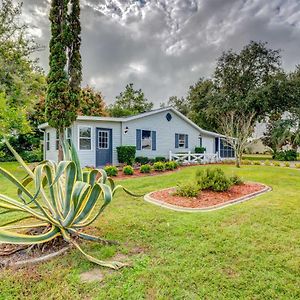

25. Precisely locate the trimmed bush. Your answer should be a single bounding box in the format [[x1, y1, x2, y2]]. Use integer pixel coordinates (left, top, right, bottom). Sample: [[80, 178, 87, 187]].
[[195, 147, 206, 154], [230, 175, 243, 185], [104, 165, 118, 176], [274, 150, 297, 161], [284, 162, 290, 168], [264, 160, 271, 166], [164, 161, 177, 170], [116, 146, 136, 165], [135, 156, 149, 165], [140, 164, 151, 173], [196, 167, 232, 192], [21, 149, 43, 163], [253, 161, 261, 165], [242, 160, 251, 165], [295, 163, 300, 168], [153, 161, 165, 172], [273, 161, 281, 167], [175, 182, 200, 198], [155, 156, 167, 162], [123, 165, 134, 175]]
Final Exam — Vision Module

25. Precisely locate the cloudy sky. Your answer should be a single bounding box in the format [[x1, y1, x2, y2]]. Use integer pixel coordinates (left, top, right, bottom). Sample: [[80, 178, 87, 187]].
[[22, 0, 300, 106]]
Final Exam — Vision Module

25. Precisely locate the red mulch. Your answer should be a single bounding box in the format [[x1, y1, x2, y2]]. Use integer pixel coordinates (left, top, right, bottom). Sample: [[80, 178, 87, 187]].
[[150, 183, 265, 208]]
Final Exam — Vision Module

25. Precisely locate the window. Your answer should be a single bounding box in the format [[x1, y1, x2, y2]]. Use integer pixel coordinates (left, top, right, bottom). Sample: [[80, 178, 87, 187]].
[[142, 130, 152, 150], [66, 128, 72, 141], [98, 130, 109, 149], [56, 131, 60, 150], [46, 132, 50, 151], [178, 134, 186, 148], [220, 139, 235, 158], [79, 126, 92, 150], [199, 136, 203, 147]]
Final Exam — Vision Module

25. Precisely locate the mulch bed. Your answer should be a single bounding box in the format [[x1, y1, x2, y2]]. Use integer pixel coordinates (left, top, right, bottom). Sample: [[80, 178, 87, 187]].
[[149, 183, 266, 209]]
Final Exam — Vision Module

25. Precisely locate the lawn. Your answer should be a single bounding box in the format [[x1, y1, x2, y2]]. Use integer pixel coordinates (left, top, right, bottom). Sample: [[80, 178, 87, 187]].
[[0, 162, 300, 299]]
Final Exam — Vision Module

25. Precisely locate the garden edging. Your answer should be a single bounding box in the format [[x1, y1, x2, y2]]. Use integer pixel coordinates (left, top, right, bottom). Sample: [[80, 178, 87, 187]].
[[144, 182, 272, 212]]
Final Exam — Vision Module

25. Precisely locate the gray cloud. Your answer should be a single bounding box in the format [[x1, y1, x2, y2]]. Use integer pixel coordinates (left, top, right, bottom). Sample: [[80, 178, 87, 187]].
[[21, 0, 300, 105]]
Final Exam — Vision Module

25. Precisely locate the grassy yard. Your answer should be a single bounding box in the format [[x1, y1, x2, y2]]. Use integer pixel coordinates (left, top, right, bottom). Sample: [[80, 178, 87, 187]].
[[0, 162, 300, 299], [242, 154, 273, 161]]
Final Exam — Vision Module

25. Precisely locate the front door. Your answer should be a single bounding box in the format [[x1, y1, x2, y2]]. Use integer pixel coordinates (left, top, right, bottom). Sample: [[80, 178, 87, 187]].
[[96, 128, 112, 166]]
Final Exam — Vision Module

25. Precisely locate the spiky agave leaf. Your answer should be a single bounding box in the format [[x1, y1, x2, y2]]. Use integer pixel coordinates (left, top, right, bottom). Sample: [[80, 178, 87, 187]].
[[0, 139, 142, 269]]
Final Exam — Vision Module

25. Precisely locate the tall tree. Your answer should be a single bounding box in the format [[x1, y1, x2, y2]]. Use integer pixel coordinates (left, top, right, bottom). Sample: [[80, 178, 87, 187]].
[[46, 0, 82, 160], [109, 83, 153, 117], [167, 96, 190, 116]]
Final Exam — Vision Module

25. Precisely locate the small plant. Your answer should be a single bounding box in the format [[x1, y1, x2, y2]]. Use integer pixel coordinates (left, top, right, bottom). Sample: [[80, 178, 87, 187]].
[[140, 164, 151, 173], [284, 162, 290, 168], [154, 156, 167, 162], [274, 150, 297, 161], [116, 146, 136, 165], [295, 163, 300, 168], [104, 165, 118, 176], [253, 161, 261, 165], [135, 156, 149, 165], [123, 165, 134, 175], [264, 160, 271, 166], [153, 161, 165, 172], [194, 147, 206, 154], [196, 167, 232, 192], [165, 161, 178, 170], [273, 161, 281, 167], [175, 182, 200, 198], [230, 174, 243, 185], [242, 160, 251, 165]]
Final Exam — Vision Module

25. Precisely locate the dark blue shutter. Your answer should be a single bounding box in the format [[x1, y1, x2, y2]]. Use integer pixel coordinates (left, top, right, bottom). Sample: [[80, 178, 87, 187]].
[[175, 133, 179, 148], [152, 131, 156, 150], [215, 137, 219, 154], [185, 134, 188, 148], [136, 129, 141, 150]]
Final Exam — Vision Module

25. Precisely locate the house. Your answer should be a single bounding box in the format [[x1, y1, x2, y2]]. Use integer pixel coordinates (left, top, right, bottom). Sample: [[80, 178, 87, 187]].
[[38, 107, 234, 167]]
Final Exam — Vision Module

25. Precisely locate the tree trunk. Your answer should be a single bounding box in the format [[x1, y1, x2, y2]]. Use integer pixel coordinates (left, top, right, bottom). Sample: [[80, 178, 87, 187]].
[[235, 151, 241, 168], [58, 128, 64, 162]]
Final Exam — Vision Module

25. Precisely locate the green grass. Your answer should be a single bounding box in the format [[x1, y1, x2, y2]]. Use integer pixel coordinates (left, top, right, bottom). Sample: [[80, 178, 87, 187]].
[[1, 162, 300, 299], [243, 154, 273, 161]]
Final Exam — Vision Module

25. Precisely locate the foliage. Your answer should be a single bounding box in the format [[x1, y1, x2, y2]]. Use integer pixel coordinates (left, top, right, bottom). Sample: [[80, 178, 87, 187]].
[[109, 83, 153, 117], [284, 162, 290, 168], [295, 163, 300, 168], [195, 147, 206, 154], [230, 175, 243, 185], [153, 162, 165, 172], [135, 156, 150, 165], [167, 96, 190, 116], [116, 146, 136, 165], [165, 161, 178, 170], [242, 160, 252, 165], [154, 156, 167, 162], [273, 161, 281, 167], [0, 139, 138, 269], [21, 149, 43, 163], [253, 161, 261, 165], [274, 150, 297, 161], [140, 164, 151, 173], [78, 86, 108, 116], [264, 160, 271, 166], [123, 165, 134, 175], [196, 167, 233, 192], [104, 165, 118, 177], [175, 182, 200, 198]]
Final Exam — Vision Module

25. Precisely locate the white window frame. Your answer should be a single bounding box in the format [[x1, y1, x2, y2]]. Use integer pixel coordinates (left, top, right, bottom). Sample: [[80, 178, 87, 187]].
[[178, 133, 186, 148], [46, 132, 50, 151], [66, 127, 72, 141], [97, 130, 109, 150], [78, 125, 92, 151], [56, 130, 60, 151], [141, 129, 152, 150]]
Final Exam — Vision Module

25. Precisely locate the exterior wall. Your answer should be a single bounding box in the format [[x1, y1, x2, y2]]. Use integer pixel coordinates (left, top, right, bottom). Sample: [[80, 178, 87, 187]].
[[121, 110, 215, 159], [72, 120, 121, 167], [44, 127, 58, 161]]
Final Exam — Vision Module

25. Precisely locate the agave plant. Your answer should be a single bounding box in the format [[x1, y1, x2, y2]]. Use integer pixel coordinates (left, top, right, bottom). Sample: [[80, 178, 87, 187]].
[[0, 138, 139, 269]]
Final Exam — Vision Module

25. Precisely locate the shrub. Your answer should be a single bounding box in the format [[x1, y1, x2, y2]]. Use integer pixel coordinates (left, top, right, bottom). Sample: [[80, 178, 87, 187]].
[[123, 165, 134, 175], [22, 149, 43, 163], [194, 147, 206, 154], [230, 175, 243, 185], [175, 182, 200, 198], [274, 150, 297, 161], [295, 163, 300, 168], [104, 165, 118, 176], [116, 146, 136, 165], [135, 156, 149, 165], [264, 160, 271, 166], [153, 161, 165, 172], [140, 164, 151, 173], [165, 161, 178, 170], [253, 161, 261, 165], [284, 162, 290, 168], [273, 161, 281, 167], [155, 156, 167, 162], [242, 160, 251, 165], [196, 167, 232, 192]]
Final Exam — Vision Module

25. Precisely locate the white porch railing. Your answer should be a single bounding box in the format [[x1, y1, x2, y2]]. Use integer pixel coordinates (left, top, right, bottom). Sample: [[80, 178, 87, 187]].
[[169, 151, 220, 164]]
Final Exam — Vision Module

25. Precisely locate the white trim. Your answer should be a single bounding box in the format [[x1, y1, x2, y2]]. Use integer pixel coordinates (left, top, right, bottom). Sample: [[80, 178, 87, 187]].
[[46, 132, 50, 151], [78, 125, 93, 151]]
